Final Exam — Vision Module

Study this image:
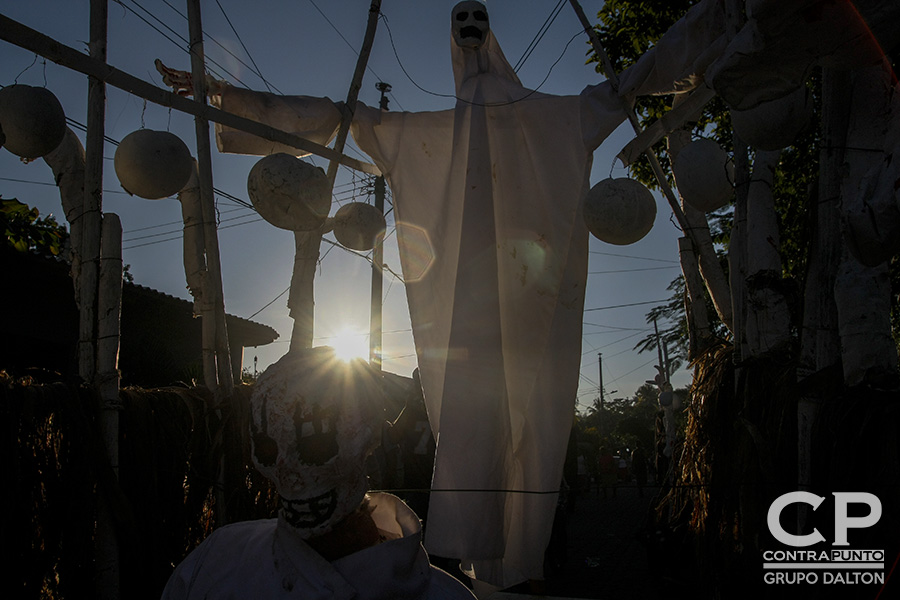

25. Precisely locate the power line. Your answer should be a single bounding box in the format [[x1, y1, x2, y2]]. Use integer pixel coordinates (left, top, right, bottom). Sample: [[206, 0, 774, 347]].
[[589, 250, 679, 263], [306, 0, 404, 111], [158, 0, 278, 92], [513, 0, 566, 73], [381, 11, 581, 107], [588, 266, 679, 275], [583, 322, 647, 331], [606, 356, 658, 384], [212, 0, 274, 93], [116, 0, 247, 88], [122, 212, 258, 242], [583, 299, 668, 312], [248, 285, 289, 320], [0, 175, 132, 197]]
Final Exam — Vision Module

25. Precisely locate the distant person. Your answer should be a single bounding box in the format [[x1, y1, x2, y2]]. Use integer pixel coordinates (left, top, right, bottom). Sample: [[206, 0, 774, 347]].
[[597, 446, 617, 499], [161, 348, 474, 600], [631, 445, 649, 497], [616, 450, 629, 482]]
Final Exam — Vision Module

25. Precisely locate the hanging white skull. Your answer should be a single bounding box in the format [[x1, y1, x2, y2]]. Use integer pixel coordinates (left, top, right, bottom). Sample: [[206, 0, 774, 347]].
[[333, 201, 386, 251], [452, 1, 490, 49], [672, 138, 734, 212], [247, 153, 331, 231], [249, 347, 384, 539], [582, 178, 657, 245], [0, 84, 66, 159], [114, 129, 193, 200]]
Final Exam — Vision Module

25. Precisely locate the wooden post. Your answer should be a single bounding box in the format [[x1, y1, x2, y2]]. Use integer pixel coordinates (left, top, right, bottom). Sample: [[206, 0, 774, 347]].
[[370, 174, 385, 370], [797, 69, 850, 524], [369, 81, 390, 369], [290, 0, 383, 352], [178, 161, 217, 389], [834, 63, 898, 385], [744, 149, 792, 357], [187, 0, 233, 396], [80, 0, 107, 382], [84, 2, 120, 598]]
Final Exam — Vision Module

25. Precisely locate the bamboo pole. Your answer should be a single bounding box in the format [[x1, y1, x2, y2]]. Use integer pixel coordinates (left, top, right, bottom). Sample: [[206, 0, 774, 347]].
[[290, 0, 383, 352], [567, 0, 733, 333], [85, 2, 120, 598], [187, 0, 233, 397], [0, 14, 378, 176]]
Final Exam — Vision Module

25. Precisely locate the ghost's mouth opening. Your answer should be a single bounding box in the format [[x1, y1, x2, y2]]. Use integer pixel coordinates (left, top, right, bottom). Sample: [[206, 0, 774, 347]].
[[459, 26, 484, 41], [280, 489, 338, 529]]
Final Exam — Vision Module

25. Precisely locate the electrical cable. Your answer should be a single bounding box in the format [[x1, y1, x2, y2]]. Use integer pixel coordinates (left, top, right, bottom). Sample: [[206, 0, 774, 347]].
[[513, 0, 566, 73], [589, 250, 679, 263], [584, 299, 668, 312], [381, 11, 582, 107], [213, 0, 273, 93], [306, 0, 404, 111]]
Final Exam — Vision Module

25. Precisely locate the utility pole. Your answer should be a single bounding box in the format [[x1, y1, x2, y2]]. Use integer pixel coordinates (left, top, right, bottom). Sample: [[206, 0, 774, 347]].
[[369, 81, 390, 372], [597, 352, 604, 409]]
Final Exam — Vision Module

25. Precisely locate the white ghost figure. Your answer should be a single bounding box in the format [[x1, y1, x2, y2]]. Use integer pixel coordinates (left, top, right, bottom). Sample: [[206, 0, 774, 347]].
[[210, 0, 725, 587]]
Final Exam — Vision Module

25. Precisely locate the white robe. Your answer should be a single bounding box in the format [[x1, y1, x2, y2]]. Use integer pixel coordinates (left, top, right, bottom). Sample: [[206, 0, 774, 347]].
[[349, 35, 624, 587], [161, 493, 473, 600], [213, 1, 725, 587]]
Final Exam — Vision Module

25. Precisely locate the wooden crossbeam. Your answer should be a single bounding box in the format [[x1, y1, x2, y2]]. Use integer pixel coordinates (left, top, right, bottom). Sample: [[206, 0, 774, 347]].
[[0, 14, 380, 176]]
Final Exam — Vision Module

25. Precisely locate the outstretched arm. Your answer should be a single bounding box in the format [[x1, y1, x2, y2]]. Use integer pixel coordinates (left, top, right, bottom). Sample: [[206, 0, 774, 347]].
[[155, 59, 227, 97], [155, 59, 342, 158]]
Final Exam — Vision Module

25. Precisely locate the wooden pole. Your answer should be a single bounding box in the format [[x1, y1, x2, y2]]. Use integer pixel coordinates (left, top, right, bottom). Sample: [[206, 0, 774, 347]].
[[85, 2, 120, 598], [0, 14, 378, 176], [98, 214, 124, 456], [178, 161, 217, 389], [187, 0, 233, 397], [290, 0, 383, 352], [598, 353, 604, 408], [369, 80, 390, 369], [370, 174, 385, 370], [80, 0, 107, 382], [797, 69, 850, 511]]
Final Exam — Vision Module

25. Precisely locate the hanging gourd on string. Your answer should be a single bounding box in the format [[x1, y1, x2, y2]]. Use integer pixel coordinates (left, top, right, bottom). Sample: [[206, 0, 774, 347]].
[[582, 178, 657, 245], [114, 129, 193, 199], [246, 152, 331, 231], [730, 85, 812, 151], [672, 137, 734, 212], [332, 201, 386, 251], [0, 84, 66, 159]]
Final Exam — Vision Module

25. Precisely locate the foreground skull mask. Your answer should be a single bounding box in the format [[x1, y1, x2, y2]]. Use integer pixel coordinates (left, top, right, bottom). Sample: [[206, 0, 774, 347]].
[[250, 347, 384, 538], [452, 1, 490, 49]]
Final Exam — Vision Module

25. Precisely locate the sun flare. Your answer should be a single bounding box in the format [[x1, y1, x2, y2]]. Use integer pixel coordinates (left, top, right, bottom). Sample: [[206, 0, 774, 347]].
[[330, 327, 369, 362]]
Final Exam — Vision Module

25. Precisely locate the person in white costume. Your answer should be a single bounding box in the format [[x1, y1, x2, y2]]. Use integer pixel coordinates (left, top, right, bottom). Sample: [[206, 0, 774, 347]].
[[162, 347, 475, 600], [159, 0, 725, 589]]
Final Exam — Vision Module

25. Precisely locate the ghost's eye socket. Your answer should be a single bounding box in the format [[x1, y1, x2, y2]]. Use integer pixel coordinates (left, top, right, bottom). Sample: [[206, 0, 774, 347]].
[[456, 11, 468, 21], [474, 10, 487, 21]]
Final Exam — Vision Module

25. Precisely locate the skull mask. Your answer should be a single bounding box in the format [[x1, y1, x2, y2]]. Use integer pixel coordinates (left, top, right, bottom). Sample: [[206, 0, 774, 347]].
[[250, 347, 384, 539], [452, 1, 490, 49]]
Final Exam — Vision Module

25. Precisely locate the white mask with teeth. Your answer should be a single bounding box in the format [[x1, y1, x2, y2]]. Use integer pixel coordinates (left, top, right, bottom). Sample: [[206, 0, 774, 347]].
[[249, 347, 383, 539], [452, 1, 490, 49]]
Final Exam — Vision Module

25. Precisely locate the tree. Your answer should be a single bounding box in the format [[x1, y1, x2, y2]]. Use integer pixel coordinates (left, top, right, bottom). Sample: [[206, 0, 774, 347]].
[[1, 197, 68, 256]]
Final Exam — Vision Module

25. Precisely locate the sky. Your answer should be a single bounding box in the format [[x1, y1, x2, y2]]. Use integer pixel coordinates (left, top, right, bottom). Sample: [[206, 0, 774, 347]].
[[0, 0, 693, 410]]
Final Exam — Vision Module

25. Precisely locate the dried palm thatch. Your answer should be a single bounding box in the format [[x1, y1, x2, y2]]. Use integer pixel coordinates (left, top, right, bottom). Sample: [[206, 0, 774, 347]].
[[649, 340, 799, 597], [1, 373, 277, 600]]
